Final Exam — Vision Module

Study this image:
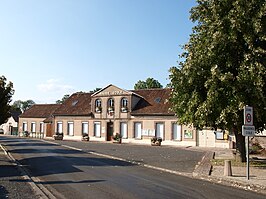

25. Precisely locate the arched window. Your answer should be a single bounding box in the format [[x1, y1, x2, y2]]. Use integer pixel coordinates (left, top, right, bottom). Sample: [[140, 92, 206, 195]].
[[107, 98, 114, 112], [121, 98, 128, 112], [95, 99, 102, 112]]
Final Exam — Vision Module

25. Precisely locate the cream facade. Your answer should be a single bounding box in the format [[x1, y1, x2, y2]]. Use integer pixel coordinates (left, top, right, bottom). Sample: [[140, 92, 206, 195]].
[[18, 85, 231, 148], [0, 116, 18, 135], [53, 85, 198, 146]]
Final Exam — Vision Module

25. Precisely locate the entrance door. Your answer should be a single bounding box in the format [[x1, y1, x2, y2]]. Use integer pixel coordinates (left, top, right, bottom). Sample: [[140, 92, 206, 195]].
[[107, 122, 113, 141], [46, 123, 53, 137]]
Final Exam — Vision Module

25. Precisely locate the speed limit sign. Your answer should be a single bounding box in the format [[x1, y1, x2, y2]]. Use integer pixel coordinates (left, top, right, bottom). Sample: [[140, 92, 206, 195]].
[[244, 106, 253, 126]]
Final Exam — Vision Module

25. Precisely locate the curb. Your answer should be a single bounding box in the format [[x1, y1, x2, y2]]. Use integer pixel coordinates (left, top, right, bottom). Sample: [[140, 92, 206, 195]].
[[0, 144, 56, 199], [195, 175, 266, 195], [191, 148, 266, 195], [193, 151, 214, 177]]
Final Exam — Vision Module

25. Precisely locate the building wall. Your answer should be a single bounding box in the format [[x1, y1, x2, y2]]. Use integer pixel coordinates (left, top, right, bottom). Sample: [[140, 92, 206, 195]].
[[53, 113, 200, 147], [18, 118, 46, 136], [0, 117, 17, 135]]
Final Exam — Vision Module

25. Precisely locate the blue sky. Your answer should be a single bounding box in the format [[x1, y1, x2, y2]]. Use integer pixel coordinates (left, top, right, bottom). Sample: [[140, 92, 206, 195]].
[[0, 0, 196, 104]]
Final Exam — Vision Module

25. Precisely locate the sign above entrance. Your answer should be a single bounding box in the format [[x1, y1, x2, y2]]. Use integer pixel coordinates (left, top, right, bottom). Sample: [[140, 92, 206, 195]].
[[98, 91, 125, 96]]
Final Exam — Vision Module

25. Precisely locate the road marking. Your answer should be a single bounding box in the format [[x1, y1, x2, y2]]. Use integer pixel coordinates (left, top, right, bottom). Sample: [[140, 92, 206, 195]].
[[61, 145, 83, 151]]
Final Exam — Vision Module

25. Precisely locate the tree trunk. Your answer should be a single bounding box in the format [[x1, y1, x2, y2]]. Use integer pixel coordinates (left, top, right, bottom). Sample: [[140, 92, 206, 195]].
[[234, 129, 246, 162]]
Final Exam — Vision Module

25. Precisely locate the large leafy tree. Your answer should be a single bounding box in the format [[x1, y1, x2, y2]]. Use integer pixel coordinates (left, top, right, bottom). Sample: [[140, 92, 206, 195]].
[[0, 76, 14, 125], [169, 0, 266, 161], [12, 100, 35, 112], [134, 78, 163, 90]]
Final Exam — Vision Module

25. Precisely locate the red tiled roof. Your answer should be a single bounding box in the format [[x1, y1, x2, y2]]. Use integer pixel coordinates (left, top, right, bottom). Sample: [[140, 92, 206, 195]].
[[53, 92, 92, 116], [131, 88, 174, 115], [19, 104, 61, 118]]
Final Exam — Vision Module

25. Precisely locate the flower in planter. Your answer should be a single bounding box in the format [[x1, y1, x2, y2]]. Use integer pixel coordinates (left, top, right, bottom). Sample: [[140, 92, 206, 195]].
[[95, 107, 102, 113], [108, 107, 114, 112], [113, 133, 122, 141], [121, 107, 128, 112]]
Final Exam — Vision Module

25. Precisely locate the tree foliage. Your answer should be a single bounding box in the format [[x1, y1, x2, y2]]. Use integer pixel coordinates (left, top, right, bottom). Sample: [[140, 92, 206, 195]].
[[0, 76, 14, 125], [12, 100, 35, 112], [169, 0, 266, 160], [90, 88, 102, 93], [56, 94, 70, 104], [134, 78, 163, 90]]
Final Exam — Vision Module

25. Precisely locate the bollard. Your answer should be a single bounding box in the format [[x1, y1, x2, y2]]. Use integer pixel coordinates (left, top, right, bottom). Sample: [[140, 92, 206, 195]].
[[224, 160, 232, 176]]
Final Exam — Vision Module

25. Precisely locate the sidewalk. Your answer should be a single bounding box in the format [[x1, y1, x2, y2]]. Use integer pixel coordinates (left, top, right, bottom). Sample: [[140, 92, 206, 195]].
[[0, 145, 42, 199], [205, 148, 266, 195]]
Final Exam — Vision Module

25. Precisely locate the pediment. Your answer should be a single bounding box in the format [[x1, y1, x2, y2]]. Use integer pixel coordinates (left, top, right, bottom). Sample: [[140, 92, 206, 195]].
[[92, 84, 132, 97]]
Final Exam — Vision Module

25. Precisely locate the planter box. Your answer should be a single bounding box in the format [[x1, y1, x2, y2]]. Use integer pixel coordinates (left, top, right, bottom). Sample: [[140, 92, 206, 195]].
[[82, 136, 90, 141], [151, 141, 161, 146], [53, 135, 63, 140]]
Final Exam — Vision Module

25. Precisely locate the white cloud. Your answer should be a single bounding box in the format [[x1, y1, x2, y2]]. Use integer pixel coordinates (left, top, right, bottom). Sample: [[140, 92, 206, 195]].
[[37, 79, 75, 93]]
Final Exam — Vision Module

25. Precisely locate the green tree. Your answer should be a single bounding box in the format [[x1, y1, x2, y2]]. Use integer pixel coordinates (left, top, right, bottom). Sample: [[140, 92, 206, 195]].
[[90, 88, 102, 93], [134, 78, 163, 90], [169, 0, 266, 162], [0, 76, 14, 125], [56, 94, 70, 104], [12, 100, 35, 112]]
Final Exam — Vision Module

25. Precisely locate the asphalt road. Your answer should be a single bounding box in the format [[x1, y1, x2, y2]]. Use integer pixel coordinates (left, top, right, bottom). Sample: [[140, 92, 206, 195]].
[[0, 136, 265, 199]]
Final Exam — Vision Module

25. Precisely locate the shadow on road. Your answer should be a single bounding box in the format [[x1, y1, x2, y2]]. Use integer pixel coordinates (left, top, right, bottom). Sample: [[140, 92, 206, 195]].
[[18, 155, 135, 177], [8, 148, 88, 155], [10, 179, 105, 185]]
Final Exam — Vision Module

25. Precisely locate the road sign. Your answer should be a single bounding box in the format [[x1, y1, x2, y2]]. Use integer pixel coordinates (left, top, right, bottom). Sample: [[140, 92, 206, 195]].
[[242, 125, 255, 136], [244, 106, 253, 125]]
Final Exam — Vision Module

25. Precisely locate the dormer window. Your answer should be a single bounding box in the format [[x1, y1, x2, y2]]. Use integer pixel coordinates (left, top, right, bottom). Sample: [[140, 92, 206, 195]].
[[95, 99, 102, 113], [121, 98, 128, 112], [107, 98, 114, 113]]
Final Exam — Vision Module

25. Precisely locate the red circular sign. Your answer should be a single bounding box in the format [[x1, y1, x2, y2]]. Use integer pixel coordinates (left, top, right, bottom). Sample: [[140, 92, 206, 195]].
[[246, 113, 252, 123]]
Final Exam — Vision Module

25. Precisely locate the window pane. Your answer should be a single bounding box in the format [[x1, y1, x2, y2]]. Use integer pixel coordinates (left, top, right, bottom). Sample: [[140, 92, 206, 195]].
[[23, 122, 28, 131], [68, 122, 74, 136], [156, 123, 164, 139], [82, 122, 88, 135], [94, 122, 101, 137], [173, 124, 181, 141], [57, 122, 63, 133], [40, 122, 44, 133], [120, 122, 127, 138], [31, 122, 36, 132], [134, 122, 142, 139]]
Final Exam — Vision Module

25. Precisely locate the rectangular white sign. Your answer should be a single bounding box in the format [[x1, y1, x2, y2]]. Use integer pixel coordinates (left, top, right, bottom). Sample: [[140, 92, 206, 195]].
[[242, 125, 255, 136]]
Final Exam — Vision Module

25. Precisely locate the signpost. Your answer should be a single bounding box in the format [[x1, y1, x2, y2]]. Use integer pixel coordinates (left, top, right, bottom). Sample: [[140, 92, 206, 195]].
[[242, 106, 255, 180]]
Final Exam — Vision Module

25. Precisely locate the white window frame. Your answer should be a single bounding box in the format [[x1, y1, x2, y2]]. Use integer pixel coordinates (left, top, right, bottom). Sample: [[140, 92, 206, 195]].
[[156, 123, 164, 139], [67, 122, 74, 136], [94, 122, 101, 137], [172, 123, 181, 141], [31, 122, 36, 133], [134, 122, 142, 139], [95, 99, 102, 112], [120, 122, 128, 139], [22, 122, 28, 131], [56, 122, 63, 134], [40, 122, 44, 133], [82, 122, 89, 135]]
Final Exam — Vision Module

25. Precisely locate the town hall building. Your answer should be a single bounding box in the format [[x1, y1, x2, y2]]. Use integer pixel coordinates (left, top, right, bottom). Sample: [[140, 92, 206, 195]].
[[18, 84, 231, 148]]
